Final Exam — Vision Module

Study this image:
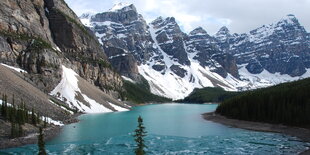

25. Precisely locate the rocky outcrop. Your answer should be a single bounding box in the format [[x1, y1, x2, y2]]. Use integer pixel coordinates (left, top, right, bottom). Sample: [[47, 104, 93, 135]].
[[44, 0, 123, 95], [186, 27, 239, 78], [0, 0, 126, 117], [81, 4, 156, 80], [0, 0, 61, 91], [150, 17, 190, 66]]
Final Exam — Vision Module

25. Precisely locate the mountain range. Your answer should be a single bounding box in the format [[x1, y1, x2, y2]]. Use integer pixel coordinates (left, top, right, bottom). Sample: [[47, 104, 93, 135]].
[[80, 3, 310, 99]]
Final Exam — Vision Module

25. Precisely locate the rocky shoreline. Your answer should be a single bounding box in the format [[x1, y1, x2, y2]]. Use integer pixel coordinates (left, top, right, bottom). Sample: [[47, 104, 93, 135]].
[[0, 126, 62, 150], [203, 112, 310, 155], [0, 113, 80, 150]]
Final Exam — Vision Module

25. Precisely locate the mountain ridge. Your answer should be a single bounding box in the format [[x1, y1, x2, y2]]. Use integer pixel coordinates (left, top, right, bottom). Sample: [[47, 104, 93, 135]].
[[80, 3, 310, 100]]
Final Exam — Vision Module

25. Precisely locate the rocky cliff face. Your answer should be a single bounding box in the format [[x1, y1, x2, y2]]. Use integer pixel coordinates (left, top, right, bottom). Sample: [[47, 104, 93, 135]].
[[0, 0, 122, 94], [0, 0, 126, 114], [80, 4, 155, 80], [186, 27, 239, 78], [0, 0, 61, 91], [150, 17, 190, 66]]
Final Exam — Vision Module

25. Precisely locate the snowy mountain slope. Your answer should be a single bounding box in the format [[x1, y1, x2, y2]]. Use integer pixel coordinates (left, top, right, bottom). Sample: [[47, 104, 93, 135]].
[[138, 20, 241, 99], [50, 65, 129, 113], [216, 14, 310, 77], [237, 64, 310, 90], [80, 4, 310, 100]]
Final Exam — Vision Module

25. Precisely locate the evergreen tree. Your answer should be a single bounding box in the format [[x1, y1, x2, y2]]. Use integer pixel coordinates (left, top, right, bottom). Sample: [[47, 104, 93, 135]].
[[1, 94, 8, 120], [38, 127, 47, 155], [18, 123, 23, 137], [133, 116, 147, 155], [43, 117, 47, 128], [1, 94, 4, 116], [32, 108, 37, 126], [10, 121, 19, 138], [37, 113, 41, 125]]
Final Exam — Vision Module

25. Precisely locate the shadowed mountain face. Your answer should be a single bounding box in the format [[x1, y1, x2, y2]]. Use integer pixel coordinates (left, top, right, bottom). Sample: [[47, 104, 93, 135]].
[[81, 4, 310, 99]]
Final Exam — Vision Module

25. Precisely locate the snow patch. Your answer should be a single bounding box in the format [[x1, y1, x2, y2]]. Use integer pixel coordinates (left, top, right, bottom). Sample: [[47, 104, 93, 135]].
[[122, 76, 136, 83], [41, 116, 64, 126], [1, 63, 27, 73], [108, 102, 128, 112], [50, 65, 119, 113], [237, 64, 310, 89], [80, 18, 92, 27], [49, 100, 74, 114], [109, 2, 132, 12]]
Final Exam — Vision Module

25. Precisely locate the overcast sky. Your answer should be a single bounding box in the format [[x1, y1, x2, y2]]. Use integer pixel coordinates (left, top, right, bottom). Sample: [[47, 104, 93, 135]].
[[65, 0, 310, 35]]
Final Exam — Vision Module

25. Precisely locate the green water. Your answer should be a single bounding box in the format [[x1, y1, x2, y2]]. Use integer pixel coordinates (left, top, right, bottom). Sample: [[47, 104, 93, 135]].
[[1, 103, 309, 154]]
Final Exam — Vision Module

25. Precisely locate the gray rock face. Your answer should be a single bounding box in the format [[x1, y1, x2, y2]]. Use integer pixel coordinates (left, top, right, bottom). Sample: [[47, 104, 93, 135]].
[[215, 15, 310, 77], [84, 4, 157, 80], [151, 17, 190, 66], [0, 0, 123, 98], [186, 27, 239, 78], [92, 4, 139, 25]]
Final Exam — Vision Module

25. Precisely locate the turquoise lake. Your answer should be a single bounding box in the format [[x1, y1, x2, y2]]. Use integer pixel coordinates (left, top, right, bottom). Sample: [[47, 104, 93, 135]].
[[1, 103, 309, 154]]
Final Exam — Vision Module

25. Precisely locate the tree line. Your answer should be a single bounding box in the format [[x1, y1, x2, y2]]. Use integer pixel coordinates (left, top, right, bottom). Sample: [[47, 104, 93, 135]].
[[216, 78, 310, 127], [0, 93, 48, 138], [177, 87, 240, 103], [1, 93, 149, 155]]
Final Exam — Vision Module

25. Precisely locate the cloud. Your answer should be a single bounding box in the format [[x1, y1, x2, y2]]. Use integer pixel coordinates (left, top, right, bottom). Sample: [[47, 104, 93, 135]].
[[64, 0, 310, 35]]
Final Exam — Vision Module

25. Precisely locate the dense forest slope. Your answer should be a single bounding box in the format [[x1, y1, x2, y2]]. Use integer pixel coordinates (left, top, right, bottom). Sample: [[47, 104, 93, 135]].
[[123, 78, 171, 104], [178, 87, 239, 103], [216, 78, 310, 127]]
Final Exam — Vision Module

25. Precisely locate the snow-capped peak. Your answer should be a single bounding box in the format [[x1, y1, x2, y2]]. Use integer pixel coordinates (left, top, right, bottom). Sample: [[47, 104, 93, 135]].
[[216, 26, 230, 36], [79, 12, 94, 27], [189, 27, 208, 36], [151, 16, 164, 25], [109, 2, 134, 12], [278, 14, 299, 25], [215, 26, 231, 42], [79, 12, 94, 19]]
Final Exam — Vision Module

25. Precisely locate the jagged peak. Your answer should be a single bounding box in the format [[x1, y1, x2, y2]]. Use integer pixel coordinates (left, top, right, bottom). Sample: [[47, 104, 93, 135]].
[[287, 14, 296, 18], [152, 16, 164, 23], [166, 17, 176, 22], [150, 17, 163, 26], [79, 12, 95, 19], [189, 27, 208, 36], [278, 14, 299, 26], [249, 14, 303, 36], [109, 2, 136, 12], [151, 16, 178, 26], [217, 26, 230, 35], [215, 26, 232, 40]]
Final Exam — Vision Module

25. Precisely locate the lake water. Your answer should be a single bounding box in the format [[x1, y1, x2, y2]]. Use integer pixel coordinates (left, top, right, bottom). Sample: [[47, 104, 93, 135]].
[[1, 103, 309, 154]]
